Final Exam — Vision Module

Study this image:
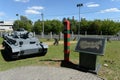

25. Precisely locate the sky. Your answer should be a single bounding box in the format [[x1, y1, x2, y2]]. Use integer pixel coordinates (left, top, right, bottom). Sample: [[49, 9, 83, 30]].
[[0, 0, 120, 22]]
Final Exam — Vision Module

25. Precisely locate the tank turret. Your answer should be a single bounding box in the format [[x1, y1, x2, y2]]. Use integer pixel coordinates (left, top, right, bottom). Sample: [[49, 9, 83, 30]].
[[2, 28, 48, 59]]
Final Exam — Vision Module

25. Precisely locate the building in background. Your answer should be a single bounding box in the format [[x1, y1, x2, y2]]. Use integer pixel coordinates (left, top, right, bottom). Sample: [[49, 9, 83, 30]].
[[0, 21, 13, 32]]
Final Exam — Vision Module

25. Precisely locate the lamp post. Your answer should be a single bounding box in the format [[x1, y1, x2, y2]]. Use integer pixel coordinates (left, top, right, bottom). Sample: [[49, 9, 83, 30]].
[[16, 14, 19, 29], [77, 3, 83, 37], [16, 14, 19, 18], [41, 13, 44, 38]]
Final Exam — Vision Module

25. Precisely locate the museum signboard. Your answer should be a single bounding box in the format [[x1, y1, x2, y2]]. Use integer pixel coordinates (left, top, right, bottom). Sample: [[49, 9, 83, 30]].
[[75, 37, 106, 55]]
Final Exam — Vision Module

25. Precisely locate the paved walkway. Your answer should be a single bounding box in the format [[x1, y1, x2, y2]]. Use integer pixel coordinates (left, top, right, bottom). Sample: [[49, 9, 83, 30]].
[[0, 66, 104, 80]]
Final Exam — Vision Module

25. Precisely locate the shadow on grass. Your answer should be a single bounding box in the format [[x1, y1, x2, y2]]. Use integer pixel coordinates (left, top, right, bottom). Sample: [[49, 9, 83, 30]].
[[40, 59, 62, 62]]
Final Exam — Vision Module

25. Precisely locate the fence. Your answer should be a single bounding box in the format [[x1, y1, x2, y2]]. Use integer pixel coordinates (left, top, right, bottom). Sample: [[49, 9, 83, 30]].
[[36, 33, 120, 41], [0, 31, 120, 41]]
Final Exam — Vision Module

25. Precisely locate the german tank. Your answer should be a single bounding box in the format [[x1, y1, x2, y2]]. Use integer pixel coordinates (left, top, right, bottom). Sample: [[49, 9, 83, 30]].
[[2, 28, 48, 59]]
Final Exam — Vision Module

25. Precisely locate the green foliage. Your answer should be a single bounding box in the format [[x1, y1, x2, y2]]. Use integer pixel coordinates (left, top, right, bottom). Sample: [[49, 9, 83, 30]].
[[13, 15, 120, 35], [68, 18, 78, 34], [80, 18, 90, 34], [80, 19, 120, 35], [13, 16, 32, 31], [99, 41, 120, 80], [51, 20, 63, 34], [44, 20, 52, 34], [44, 19, 63, 34], [0, 38, 3, 44], [33, 19, 42, 34], [65, 18, 120, 35], [13, 20, 21, 30], [88, 20, 102, 34]]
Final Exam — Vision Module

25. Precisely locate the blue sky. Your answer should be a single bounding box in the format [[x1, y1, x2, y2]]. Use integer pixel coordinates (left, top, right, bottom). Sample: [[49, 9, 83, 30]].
[[0, 0, 120, 22]]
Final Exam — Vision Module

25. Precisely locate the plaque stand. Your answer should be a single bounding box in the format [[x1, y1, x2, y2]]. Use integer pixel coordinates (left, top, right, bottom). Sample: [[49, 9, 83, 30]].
[[79, 53, 100, 74], [75, 37, 106, 74]]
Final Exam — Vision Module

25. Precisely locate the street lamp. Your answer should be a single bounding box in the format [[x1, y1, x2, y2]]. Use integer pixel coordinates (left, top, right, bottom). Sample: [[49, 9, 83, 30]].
[[16, 14, 19, 29], [16, 14, 19, 21], [41, 13, 44, 38], [77, 3, 83, 37], [16, 14, 19, 17]]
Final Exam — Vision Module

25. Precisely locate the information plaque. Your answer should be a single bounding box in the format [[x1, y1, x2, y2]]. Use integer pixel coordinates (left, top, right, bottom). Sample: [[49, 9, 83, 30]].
[[75, 37, 106, 55]]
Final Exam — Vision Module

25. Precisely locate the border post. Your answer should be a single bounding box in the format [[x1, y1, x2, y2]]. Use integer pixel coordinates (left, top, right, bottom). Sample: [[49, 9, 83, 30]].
[[63, 20, 71, 62]]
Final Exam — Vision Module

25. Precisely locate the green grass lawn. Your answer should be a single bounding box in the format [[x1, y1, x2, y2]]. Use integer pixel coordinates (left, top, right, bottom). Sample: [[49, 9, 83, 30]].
[[99, 41, 120, 80], [0, 37, 120, 80], [0, 38, 3, 44]]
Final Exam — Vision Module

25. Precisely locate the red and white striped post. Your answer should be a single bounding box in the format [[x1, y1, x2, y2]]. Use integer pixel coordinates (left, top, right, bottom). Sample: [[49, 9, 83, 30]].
[[63, 20, 70, 62]]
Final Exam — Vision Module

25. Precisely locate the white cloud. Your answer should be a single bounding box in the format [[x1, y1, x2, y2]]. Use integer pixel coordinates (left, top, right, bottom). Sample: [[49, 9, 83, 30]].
[[100, 8, 120, 13], [14, 0, 29, 3], [25, 9, 40, 14], [25, 6, 44, 15], [86, 2, 100, 8], [0, 12, 5, 16], [28, 6, 44, 10]]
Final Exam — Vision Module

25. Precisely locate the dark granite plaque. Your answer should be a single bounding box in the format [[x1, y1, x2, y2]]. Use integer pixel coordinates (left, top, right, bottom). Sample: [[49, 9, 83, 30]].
[[75, 37, 106, 55]]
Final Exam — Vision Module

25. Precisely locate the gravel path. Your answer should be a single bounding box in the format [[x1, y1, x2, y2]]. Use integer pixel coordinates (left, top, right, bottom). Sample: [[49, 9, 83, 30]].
[[0, 66, 103, 80]]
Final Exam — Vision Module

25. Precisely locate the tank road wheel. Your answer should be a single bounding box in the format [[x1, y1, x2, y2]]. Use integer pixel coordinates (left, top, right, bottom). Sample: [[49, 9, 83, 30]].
[[38, 47, 47, 56], [43, 48, 47, 56], [4, 46, 18, 60], [12, 52, 19, 59], [39, 48, 48, 56], [4, 46, 13, 61]]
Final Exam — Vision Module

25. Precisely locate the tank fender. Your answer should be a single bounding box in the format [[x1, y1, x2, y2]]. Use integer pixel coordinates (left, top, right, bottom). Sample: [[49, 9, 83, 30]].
[[4, 40, 20, 53], [41, 43, 48, 49], [11, 47, 20, 53]]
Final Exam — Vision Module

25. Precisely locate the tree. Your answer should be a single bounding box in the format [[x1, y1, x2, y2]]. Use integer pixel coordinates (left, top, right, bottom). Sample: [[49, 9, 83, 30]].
[[44, 20, 52, 34], [13, 20, 21, 30], [62, 17, 78, 34], [13, 16, 120, 35], [80, 18, 89, 34], [33, 19, 42, 34], [51, 20, 63, 34], [13, 15, 33, 31], [44, 19, 63, 34], [20, 16, 32, 31], [87, 20, 102, 35]]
